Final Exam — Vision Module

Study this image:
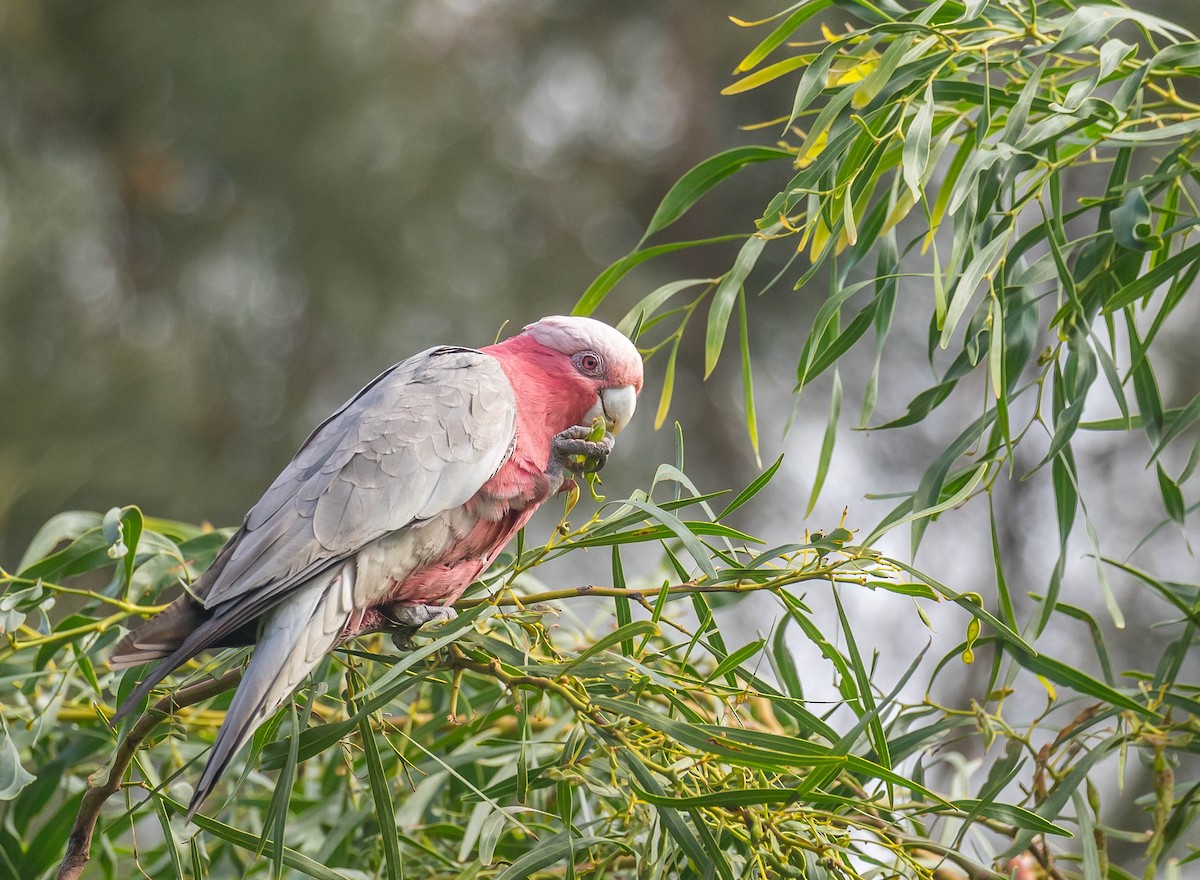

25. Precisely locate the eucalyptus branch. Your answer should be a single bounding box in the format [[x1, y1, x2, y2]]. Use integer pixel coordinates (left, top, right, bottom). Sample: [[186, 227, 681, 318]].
[[56, 670, 243, 880], [458, 565, 878, 608]]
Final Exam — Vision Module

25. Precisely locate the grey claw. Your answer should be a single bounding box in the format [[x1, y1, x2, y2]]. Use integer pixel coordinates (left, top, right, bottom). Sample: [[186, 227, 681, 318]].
[[383, 604, 458, 629], [551, 429, 615, 476], [381, 604, 457, 651]]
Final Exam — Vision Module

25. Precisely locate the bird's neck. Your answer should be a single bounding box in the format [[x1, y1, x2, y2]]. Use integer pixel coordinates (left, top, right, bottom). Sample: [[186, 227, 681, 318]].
[[481, 334, 595, 496]]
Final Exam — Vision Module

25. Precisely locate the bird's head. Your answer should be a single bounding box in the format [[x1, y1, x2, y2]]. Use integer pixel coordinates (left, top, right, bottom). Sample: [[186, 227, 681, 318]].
[[517, 315, 644, 435]]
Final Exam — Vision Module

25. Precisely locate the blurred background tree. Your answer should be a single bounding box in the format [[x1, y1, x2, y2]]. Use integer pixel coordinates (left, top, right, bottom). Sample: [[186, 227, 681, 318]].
[[0, 0, 769, 560]]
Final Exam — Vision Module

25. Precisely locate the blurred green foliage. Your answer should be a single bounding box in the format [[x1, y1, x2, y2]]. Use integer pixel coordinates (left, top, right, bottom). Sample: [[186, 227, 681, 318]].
[[0, 0, 761, 562]]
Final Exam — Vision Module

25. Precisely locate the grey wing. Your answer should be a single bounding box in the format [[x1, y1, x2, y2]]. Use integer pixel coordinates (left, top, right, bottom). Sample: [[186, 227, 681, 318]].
[[200, 347, 516, 610]]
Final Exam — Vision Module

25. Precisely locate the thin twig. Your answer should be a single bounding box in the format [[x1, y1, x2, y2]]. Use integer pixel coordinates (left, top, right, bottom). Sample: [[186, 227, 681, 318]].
[[456, 567, 875, 608], [56, 670, 242, 880]]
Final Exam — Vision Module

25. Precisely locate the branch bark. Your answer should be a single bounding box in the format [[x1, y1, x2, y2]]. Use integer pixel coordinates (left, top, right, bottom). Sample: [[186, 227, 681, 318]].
[[56, 670, 242, 880]]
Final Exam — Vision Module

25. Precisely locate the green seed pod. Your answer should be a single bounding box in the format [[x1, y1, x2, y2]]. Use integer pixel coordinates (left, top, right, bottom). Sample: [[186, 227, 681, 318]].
[[583, 416, 607, 501], [962, 617, 981, 664]]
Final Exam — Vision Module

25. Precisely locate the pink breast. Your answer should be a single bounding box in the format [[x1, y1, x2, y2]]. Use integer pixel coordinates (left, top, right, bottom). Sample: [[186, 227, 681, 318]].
[[384, 501, 534, 606]]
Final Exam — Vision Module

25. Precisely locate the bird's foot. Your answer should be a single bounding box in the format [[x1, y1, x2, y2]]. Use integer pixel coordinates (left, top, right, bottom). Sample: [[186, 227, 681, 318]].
[[549, 425, 615, 478], [378, 603, 458, 651], [382, 604, 458, 629]]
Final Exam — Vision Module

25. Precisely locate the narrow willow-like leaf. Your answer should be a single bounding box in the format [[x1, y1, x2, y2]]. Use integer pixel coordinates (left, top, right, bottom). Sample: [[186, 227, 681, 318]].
[[1156, 462, 1187, 530], [655, 337, 679, 430], [872, 460, 986, 553], [1072, 790, 1104, 878], [265, 700, 303, 880], [1030, 595, 1117, 685], [494, 835, 617, 880], [158, 795, 353, 880], [573, 234, 746, 317], [831, 589, 890, 775], [988, 496, 1016, 629], [805, 370, 841, 517], [1000, 735, 1123, 861], [723, 55, 812, 94], [611, 545, 633, 656], [641, 148, 792, 242], [616, 278, 712, 337], [357, 711, 403, 880], [734, 0, 834, 73], [949, 799, 1072, 837], [717, 454, 784, 520], [607, 498, 718, 579], [617, 754, 711, 875], [1103, 241, 1200, 313], [1098, 558, 1200, 629], [704, 638, 765, 684], [785, 39, 842, 130], [769, 617, 803, 700], [568, 621, 658, 670], [706, 232, 770, 377], [736, 288, 760, 463], [902, 83, 934, 199], [941, 233, 1007, 346]]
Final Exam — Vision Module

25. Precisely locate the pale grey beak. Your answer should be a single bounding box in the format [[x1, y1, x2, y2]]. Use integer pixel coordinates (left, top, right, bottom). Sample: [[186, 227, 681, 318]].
[[583, 385, 638, 435]]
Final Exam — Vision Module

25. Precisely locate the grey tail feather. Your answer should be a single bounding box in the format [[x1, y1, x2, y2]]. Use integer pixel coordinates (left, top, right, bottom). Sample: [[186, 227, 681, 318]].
[[108, 533, 247, 715], [185, 566, 350, 820], [110, 596, 208, 670], [109, 599, 268, 726], [110, 617, 228, 726]]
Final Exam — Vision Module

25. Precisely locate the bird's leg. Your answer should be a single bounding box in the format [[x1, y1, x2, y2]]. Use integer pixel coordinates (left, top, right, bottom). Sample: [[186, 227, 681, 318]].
[[546, 425, 615, 493], [376, 603, 458, 650]]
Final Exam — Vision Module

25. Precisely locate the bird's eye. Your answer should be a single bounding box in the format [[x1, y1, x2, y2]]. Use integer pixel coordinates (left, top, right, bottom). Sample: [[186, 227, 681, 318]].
[[574, 351, 604, 375]]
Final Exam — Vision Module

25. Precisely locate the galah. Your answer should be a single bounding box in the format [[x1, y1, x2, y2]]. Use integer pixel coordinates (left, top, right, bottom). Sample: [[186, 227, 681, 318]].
[[111, 315, 643, 818]]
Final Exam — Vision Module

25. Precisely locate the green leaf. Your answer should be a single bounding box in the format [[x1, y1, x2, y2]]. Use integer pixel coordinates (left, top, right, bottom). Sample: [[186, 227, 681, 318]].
[[733, 1, 834, 73], [940, 233, 1008, 348], [724, 56, 811, 94], [1157, 463, 1187, 528], [1098, 558, 1200, 629], [618, 754, 711, 875], [357, 712, 403, 880], [863, 462, 987, 550], [1005, 643, 1152, 718], [1052, 6, 1192, 55], [717, 455, 784, 520], [494, 835, 616, 880], [567, 621, 659, 669], [785, 39, 841, 129], [736, 288, 760, 463], [1103, 241, 1200, 313], [642, 148, 792, 242], [705, 233, 770, 377], [616, 278, 712, 337], [156, 794, 354, 880], [1001, 735, 1123, 860], [16, 511, 103, 571], [704, 638, 765, 684], [949, 799, 1072, 837], [902, 84, 934, 199], [573, 234, 746, 317], [654, 335, 680, 430], [1112, 187, 1160, 251], [264, 700, 303, 879], [0, 723, 35, 801], [604, 498, 718, 580], [805, 370, 841, 517], [611, 546, 633, 657]]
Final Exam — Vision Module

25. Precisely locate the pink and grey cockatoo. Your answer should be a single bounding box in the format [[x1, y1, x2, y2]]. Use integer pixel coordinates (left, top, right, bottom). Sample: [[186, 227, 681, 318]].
[[110, 315, 643, 818]]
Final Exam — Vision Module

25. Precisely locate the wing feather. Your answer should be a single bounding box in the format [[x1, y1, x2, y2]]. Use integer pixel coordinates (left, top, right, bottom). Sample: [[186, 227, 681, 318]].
[[202, 347, 515, 610]]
